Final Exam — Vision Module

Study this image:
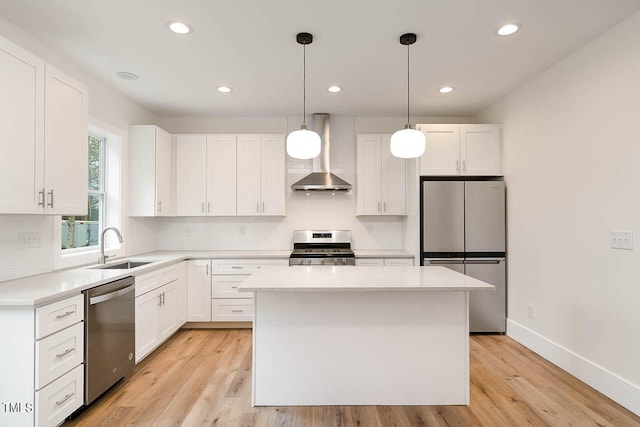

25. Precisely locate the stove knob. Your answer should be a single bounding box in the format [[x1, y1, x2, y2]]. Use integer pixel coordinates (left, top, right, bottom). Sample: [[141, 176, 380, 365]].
[[342, 258, 347, 265], [307, 259, 312, 265], [333, 259, 339, 265]]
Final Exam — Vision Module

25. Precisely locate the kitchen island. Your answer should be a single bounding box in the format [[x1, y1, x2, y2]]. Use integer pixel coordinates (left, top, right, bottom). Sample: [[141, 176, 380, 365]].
[[239, 265, 494, 406]]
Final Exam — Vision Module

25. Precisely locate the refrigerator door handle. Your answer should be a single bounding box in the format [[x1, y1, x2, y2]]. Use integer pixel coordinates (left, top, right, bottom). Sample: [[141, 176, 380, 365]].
[[463, 259, 502, 264], [425, 259, 465, 265]]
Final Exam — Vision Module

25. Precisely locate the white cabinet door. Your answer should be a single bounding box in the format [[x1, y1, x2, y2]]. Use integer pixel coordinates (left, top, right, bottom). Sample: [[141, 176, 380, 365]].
[[43, 64, 88, 215], [260, 134, 286, 216], [129, 125, 174, 216], [356, 134, 406, 216], [356, 135, 383, 215], [187, 260, 211, 321], [380, 135, 406, 215], [418, 125, 460, 176], [158, 281, 179, 341], [460, 125, 502, 176], [177, 261, 188, 326], [176, 134, 207, 216], [0, 36, 44, 214], [154, 127, 172, 216], [206, 135, 236, 216], [135, 288, 160, 363], [236, 135, 261, 216]]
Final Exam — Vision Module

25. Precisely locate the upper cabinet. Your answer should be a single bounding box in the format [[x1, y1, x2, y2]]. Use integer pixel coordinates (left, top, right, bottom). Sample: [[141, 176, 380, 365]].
[[356, 134, 406, 216], [0, 36, 88, 215], [129, 125, 174, 216], [237, 134, 286, 216], [417, 124, 502, 176], [175, 134, 236, 216]]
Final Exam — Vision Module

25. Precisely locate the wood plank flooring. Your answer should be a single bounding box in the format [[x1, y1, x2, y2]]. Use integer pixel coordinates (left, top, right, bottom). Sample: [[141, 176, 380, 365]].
[[64, 329, 640, 427]]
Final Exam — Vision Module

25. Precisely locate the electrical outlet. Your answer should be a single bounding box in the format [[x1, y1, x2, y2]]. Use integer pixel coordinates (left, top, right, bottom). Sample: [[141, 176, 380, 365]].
[[527, 304, 535, 320], [610, 231, 633, 250], [18, 232, 41, 248]]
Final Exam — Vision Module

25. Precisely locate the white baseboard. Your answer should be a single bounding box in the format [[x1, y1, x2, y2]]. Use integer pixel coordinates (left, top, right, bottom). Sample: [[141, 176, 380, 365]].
[[507, 319, 640, 417]]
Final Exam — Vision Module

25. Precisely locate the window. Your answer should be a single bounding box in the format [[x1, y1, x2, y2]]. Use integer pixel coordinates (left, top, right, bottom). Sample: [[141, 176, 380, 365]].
[[61, 134, 106, 250]]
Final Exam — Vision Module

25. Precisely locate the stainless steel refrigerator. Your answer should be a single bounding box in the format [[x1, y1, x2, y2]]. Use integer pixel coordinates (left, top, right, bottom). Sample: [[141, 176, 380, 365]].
[[421, 178, 506, 333]]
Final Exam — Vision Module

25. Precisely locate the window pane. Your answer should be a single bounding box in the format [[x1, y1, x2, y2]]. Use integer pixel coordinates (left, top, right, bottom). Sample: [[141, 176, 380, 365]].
[[89, 135, 102, 191], [61, 194, 102, 249]]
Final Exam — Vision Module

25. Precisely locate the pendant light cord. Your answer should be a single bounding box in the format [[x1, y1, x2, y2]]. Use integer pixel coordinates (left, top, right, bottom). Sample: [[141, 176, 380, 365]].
[[406, 42, 410, 126], [303, 43, 307, 127]]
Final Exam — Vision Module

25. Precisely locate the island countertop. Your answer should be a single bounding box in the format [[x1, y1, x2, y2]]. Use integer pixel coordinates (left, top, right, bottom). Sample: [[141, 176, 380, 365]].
[[239, 265, 495, 292]]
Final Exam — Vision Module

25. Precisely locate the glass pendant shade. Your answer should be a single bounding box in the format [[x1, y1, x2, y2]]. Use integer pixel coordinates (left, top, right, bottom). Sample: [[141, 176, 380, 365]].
[[390, 127, 425, 158], [286, 127, 321, 159]]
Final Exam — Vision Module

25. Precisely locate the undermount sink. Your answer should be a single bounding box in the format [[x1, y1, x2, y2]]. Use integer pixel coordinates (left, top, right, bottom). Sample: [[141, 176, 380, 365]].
[[93, 260, 152, 270]]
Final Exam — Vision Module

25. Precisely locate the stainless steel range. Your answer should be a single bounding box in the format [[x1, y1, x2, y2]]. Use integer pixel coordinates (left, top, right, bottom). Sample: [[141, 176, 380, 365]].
[[289, 230, 355, 266]]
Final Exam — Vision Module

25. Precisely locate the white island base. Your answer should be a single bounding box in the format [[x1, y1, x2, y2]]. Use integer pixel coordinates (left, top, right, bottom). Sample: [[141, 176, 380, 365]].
[[243, 266, 494, 406]]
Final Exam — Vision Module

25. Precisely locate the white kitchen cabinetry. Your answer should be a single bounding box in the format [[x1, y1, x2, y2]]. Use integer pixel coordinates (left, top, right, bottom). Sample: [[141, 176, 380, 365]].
[[417, 124, 502, 176], [0, 35, 88, 215], [236, 134, 286, 216], [134, 265, 180, 363], [355, 258, 414, 266], [176, 134, 236, 216], [187, 260, 212, 321], [129, 125, 173, 216], [356, 134, 406, 215], [177, 261, 188, 325], [209, 259, 289, 322], [0, 294, 85, 427]]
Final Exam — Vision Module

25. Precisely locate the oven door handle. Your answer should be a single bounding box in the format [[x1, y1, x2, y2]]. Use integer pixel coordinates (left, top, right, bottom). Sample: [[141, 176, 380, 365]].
[[89, 284, 135, 305]]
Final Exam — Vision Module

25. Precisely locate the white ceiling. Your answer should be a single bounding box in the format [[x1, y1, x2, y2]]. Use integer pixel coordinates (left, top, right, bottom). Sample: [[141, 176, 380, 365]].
[[1, 0, 640, 118]]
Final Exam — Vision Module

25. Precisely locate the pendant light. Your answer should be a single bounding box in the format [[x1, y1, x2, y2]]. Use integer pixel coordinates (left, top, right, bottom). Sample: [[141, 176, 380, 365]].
[[286, 32, 321, 160], [390, 33, 425, 159]]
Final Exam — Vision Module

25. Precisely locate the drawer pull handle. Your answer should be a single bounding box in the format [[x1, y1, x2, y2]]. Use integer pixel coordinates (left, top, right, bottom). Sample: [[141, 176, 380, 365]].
[[231, 286, 238, 289], [231, 266, 243, 269], [55, 310, 75, 319], [55, 393, 74, 407], [231, 309, 244, 313], [55, 348, 75, 359]]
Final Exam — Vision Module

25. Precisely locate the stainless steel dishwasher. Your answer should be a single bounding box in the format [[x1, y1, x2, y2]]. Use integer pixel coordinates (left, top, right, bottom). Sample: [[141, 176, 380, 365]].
[[84, 276, 135, 404]]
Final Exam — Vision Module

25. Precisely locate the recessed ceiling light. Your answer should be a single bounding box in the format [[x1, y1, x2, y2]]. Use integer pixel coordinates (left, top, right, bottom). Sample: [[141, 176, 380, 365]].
[[216, 86, 232, 93], [497, 23, 520, 36], [167, 21, 192, 35], [116, 71, 139, 81], [439, 86, 454, 94], [327, 86, 342, 93]]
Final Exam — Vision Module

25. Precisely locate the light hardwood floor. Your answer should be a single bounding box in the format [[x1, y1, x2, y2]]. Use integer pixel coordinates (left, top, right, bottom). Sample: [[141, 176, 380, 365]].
[[64, 329, 640, 426]]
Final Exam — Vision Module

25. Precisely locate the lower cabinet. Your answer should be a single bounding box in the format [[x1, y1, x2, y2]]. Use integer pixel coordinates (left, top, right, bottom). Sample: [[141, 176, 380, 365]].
[[134, 264, 185, 363], [186, 258, 288, 323], [355, 257, 414, 266]]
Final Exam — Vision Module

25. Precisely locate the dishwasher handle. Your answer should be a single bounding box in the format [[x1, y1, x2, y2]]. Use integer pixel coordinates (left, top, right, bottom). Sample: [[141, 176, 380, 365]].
[[89, 284, 135, 305], [425, 259, 464, 265]]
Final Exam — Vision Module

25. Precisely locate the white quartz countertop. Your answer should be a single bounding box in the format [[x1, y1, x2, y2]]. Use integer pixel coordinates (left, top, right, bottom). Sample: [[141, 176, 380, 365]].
[[239, 266, 495, 292]]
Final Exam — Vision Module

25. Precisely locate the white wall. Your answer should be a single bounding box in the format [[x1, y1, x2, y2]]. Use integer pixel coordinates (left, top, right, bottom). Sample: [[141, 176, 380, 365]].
[[477, 11, 640, 415], [0, 16, 159, 282], [155, 115, 474, 251]]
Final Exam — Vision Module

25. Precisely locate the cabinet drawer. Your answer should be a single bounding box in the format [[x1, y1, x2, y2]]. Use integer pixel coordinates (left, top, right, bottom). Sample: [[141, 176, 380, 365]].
[[212, 275, 253, 298], [35, 294, 84, 339], [212, 259, 288, 274], [384, 258, 414, 266], [135, 264, 178, 297], [355, 258, 384, 266], [211, 299, 254, 322], [35, 364, 84, 427], [35, 322, 84, 390]]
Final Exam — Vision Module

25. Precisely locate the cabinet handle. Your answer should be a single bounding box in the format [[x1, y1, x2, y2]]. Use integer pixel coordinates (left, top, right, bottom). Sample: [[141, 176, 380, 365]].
[[256, 202, 260, 213], [231, 286, 238, 289], [47, 190, 54, 208], [377, 202, 381, 212], [161, 292, 165, 306], [157, 201, 162, 212], [201, 202, 205, 213], [55, 348, 75, 359], [231, 309, 244, 313], [383, 202, 386, 212], [55, 310, 75, 319], [206, 264, 209, 275], [456, 160, 460, 171], [262, 202, 265, 213], [462, 160, 466, 171], [231, 266, 243, 269], [157, 294, 162, 306], [55, 393, 74, 407], [38, 188, 45, 207], [207, 202, 211, 213]]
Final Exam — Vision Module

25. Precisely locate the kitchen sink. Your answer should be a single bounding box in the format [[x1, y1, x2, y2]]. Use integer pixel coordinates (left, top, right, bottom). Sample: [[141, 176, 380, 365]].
[[93, 261, 153, 270]]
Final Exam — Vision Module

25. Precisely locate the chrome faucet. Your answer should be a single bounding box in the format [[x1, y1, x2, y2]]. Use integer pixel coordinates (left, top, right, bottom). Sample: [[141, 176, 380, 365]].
[[99, 226, 123, 264]]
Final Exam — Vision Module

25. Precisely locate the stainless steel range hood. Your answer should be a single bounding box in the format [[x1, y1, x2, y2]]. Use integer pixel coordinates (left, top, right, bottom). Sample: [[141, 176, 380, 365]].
[[291, 114, 352, 191]]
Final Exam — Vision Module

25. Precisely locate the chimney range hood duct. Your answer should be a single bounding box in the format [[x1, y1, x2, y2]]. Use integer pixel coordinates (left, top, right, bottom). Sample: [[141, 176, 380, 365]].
[[291, 114, 352, 192]]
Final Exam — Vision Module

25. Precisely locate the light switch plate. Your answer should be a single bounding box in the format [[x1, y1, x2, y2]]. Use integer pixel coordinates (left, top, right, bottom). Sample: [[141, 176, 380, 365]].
[[610, 231, 633, 250]]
